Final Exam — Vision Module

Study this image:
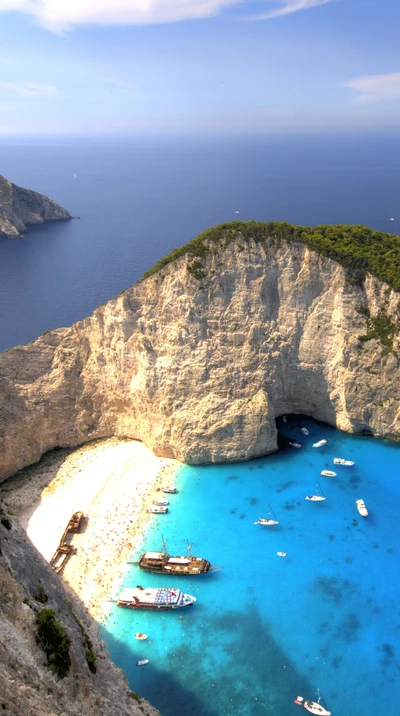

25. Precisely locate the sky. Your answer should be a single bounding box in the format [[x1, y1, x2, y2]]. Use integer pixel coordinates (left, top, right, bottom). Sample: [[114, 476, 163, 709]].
[[0, 0, 399, 135]]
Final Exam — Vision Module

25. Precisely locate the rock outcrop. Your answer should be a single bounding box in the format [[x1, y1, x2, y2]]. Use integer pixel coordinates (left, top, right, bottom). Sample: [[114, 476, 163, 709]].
[[0, 225, 399, 478], [0, 174, 70, 238], [0, 504, 159, 715]]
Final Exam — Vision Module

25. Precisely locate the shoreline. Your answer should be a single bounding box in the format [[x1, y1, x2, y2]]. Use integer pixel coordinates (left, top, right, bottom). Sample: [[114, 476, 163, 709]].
[[0, 437, 179, 622]]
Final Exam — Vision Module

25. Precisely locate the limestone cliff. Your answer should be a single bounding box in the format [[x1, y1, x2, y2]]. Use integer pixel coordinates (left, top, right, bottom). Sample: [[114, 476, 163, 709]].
[[0, 504, 159, 715], [0, 174, 70, 238], [0, 223, 399, 478]]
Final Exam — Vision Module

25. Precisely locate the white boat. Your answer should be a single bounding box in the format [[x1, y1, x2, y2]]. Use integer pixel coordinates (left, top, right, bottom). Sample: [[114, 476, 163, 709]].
[[153, 499, 169, 506], [356, 499, 368, 517], [305, 481, 326, 502], [320, 470, 336, 477], [134, 632, 148, 640], [301, 427, 309, 435], [277, 551, 287, 557], [289, 442, 302, 448], [254, 504, 279, 526], [148, 506, 168, 514], [162, 486, 177, 494], [282, 415, 287, 423], [117, 586, 196, 610], [333, 458, 354, 466], [303, 689, 331, 715], [312, 439, 327, 448], [136, 659, 149, 666]]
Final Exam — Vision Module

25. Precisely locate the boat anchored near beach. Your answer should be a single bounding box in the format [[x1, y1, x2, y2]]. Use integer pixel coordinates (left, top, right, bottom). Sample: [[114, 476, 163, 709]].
[[356, 499, 368, 517], [305, 481, 326, 502], [117, 586, 196, 610], [134, 632, 148, 640], [303, 689, 332, 715], [153, 499, 169, 506], [254, 504, 279, 525], [312, 439, 327, 448], [333, 457, 354, 466], [148, 506, 168, 514], [133, 540, 215, 575], [162, 486, 178, 494]]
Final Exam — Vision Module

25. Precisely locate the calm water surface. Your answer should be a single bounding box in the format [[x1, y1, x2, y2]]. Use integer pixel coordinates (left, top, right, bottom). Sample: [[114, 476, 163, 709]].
[[102, 417, 400, 716], [1, 133, 400, 351]]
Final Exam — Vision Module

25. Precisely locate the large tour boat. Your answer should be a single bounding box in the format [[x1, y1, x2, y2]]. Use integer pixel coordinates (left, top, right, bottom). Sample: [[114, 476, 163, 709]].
[[134, 541, 214, 575], [117, 586, 196, 610]]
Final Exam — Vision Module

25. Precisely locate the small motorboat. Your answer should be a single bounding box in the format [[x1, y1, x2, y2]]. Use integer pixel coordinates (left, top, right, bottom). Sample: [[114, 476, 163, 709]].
[[312, 439, 327, 448], [277, 551, 287, 557], [162, 486, 177, 494], [134, 632, 148, 640], [333, 458, 354, 466], [148, 506, 168, 514], [301, 427, 309, 435], [356, 499, 368, 517], [294, 696, 304, 706], [320, 470, 336, 477], [282, 415, 287, 423], [303, 689, 331, 715], [153, 499, 169, 506], [289, 442, 302, 448], [254, 504, 279, 526], [136, 659, 149, 666]]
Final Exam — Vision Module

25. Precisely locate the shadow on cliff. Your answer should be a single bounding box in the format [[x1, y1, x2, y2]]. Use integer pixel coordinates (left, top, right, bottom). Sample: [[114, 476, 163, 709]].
[[100, 605, 321, 716]]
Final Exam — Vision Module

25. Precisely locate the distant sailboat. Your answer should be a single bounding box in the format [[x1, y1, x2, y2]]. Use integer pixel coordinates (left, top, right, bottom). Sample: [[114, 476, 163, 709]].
[[305, 481, 326, 502], [254, 504, 279, 525]]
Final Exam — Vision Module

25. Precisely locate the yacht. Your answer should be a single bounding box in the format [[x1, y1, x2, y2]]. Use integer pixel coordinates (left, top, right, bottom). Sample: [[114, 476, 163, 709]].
[[117, 586, 196, 610], [312, 439, 327, 448], [333, 458, 354, 466], [356, 499, 368, 517]]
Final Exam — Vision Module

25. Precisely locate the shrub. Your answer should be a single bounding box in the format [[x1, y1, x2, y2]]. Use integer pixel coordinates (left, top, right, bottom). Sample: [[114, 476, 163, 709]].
[[35, 609, 71, 678]]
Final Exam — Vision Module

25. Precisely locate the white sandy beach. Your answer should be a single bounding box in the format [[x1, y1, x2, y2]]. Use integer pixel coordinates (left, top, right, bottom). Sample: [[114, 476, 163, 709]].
[[0, 438, 178, 621]]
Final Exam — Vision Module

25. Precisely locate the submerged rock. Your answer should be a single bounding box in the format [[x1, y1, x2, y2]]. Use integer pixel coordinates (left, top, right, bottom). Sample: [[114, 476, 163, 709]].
[[0, 173, 70, 238], [0, 222, 399, 477]]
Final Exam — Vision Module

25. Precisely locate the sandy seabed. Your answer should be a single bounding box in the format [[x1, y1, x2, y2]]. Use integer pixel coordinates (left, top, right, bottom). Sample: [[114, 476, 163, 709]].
[[0, 438, 179, 621]]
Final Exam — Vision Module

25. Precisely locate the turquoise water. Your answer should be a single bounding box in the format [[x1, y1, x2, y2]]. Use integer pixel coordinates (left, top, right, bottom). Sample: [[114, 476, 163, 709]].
[[101, 417, 400, 716]]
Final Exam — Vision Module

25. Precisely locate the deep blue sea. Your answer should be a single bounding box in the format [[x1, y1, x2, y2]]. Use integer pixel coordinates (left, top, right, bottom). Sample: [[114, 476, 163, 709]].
[[1, 133, 400, 351], [102, 417, 400, 716]]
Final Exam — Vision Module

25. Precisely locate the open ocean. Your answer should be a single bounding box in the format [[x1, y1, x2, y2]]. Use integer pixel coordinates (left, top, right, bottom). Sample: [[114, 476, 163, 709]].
[[1, 135, 400, 714], [102, 417, 400, 716]]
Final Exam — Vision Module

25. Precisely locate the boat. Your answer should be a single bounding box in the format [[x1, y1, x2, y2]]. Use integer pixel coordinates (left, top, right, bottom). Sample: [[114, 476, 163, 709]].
[[312, 439, 327, 448], [135, 540, 213, 575], [136, 660, 149, 666], [333, 458, 354, 466], [303, 689, 331, 715], [254, 504, 279, 525], [295, 695, 304, 705], [162, 486, 177, 494], [356, 499, 368, 517], [282, 415, 287, 423], [301, 427, 309, 435], [320, 470, 336, 477], [147, 506, 168, 514], [277, 552, 287, 557], [289, 442, 302, 448], [117, 586, 196, 610], [305, 481, 326, 502], [153, 499, 169, 506], [134, 633, 148, 640]]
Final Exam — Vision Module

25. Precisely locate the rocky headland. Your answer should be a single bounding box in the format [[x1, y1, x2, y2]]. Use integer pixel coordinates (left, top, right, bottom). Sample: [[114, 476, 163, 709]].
[[0, 173, 70, 238], [0, 221, 399, 480]]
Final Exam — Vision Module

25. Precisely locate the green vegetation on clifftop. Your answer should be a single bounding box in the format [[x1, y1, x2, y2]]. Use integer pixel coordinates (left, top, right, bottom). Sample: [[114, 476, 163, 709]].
[[141, 221, 400, 292]]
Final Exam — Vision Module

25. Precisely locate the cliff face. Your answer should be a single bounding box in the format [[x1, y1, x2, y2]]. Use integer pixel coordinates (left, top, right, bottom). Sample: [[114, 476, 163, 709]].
[[0, 174, 70, 238], [0, 231, 399, 478], [0, 505, 159, 715]]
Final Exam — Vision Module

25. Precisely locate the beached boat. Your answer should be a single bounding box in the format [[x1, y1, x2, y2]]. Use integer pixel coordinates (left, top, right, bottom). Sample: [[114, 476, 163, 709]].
[[147, 506, 168, 514], [312, 439, 327, 448], [117, 586, 196, 610], [254, 504, 279, 525], [356, 499, 368, 517], [289, 442, 302, 448], [333, 458, 354, 466], [134, 632, 148, 640], [320, 470, 336, 477], [301, 427, 309, 435], [136, 660, 149, 666], [303, 689, 331, 715], [153, 499, 169, 506], [136, 541, 213, 575], [162, 486, 177, 494], [305, 481, 326, 502]]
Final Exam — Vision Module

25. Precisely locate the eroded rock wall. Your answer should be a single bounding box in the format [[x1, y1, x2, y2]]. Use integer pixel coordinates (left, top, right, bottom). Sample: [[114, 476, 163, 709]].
[[0, 174, 70, 238], [0, 236, 399, 478]]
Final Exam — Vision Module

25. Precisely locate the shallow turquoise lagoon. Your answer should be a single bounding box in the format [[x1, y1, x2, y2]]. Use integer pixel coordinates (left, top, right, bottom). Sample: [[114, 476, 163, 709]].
[[101, 418, 400, 716]]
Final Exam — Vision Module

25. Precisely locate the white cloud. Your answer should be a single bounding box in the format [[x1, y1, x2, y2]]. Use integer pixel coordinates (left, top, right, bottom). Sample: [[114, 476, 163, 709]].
[[344, 72, 400, 104], [0, 82, 57, 98], [245, 0, 331, 21]]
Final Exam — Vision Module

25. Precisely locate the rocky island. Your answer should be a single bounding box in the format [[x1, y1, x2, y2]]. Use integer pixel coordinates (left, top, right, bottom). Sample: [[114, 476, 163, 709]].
[[0, 173, 70, 238]]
